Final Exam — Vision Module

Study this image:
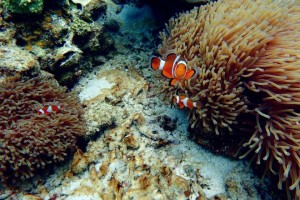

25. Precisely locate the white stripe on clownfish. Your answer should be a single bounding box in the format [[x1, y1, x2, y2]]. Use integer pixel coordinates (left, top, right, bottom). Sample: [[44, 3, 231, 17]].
[[38, 108, 45, 115], [181, 97, 189, 107], [158, 59, 165, 71], [171, 55, 181, 78], [47, 106, 53, 113]]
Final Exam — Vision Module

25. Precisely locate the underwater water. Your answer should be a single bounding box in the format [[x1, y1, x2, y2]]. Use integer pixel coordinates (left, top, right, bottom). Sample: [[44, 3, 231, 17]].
[[1, 0, 299, 200]]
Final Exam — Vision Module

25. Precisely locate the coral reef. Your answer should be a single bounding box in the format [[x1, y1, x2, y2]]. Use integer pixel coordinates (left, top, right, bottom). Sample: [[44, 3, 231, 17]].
[[3, 0, 44, 14], [0, 0, 281, 199], [156, 0, 300, 198], [0, 76, 86, 182], [3, 56, 269, 199]]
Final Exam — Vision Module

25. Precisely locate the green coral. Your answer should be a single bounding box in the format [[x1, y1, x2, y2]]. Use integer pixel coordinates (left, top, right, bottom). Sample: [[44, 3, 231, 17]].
[[3, 0, 44, 14]]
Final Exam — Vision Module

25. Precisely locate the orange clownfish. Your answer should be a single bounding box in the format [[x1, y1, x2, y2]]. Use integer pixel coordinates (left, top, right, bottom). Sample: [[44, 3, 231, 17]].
[[38, 105, 63, 115], [173, 95, 201, 109], [150, 53, 197, 86]]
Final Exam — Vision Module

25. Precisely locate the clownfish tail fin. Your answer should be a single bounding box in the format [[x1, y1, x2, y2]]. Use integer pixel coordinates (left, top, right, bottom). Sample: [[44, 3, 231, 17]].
[[170, 78, 178, 86], [194, 101, 202, 108]]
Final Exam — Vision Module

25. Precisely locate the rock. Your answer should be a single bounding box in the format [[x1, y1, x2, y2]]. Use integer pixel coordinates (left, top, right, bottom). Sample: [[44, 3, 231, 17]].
[[0, 45, 40, 81], [71, 0, 106, 20], [55, 41, 83, 68]]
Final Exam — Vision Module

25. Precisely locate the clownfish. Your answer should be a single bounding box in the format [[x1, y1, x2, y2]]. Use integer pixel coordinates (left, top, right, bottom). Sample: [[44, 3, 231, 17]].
[[150, 53, 197, 86], [173, 95, 202, 109], [38, 105, 63, 115]]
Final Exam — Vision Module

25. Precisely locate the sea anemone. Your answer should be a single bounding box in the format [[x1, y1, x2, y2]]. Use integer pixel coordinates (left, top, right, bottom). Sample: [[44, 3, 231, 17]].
[[155, 0, 300, 198], [0, 76, 86, 182]]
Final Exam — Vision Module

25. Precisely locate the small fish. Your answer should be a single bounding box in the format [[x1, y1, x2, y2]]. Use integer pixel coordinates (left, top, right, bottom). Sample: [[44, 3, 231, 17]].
[[150, 53, 197, 86], [173, 95, 201, 109], [38, 105, 63, 115]]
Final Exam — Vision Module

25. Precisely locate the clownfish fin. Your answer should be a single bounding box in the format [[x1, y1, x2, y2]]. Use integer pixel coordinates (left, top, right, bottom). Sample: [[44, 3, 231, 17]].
[[193, 101, 202, 108], [169, 78, 178, 86], [150, 56, 162, 71], [198, 102, 202, 108], [162, 50, 177, 58], [185, 69, 197, 80]]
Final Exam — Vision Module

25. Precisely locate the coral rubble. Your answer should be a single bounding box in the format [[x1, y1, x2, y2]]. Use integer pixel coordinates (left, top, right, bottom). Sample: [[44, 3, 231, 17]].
[[156, 0, 300, 198], [0, 77, 86, 182]]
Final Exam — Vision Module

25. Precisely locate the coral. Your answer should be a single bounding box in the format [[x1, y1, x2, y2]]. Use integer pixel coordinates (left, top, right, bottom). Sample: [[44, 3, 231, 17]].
[[0, 76, 86, 182], [3, 0, 44, 14], [155, 0, 300, 198]]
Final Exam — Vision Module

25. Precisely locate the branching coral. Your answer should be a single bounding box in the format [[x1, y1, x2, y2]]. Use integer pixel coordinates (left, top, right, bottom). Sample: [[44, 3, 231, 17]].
[[0, 76, 86, 182], [155, 0, 300, 198]]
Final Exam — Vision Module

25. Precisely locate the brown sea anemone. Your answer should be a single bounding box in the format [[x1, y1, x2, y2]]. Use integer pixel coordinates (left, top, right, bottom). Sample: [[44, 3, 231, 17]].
[[0, 76, 86, 182], [155, 0, 300, 198]]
